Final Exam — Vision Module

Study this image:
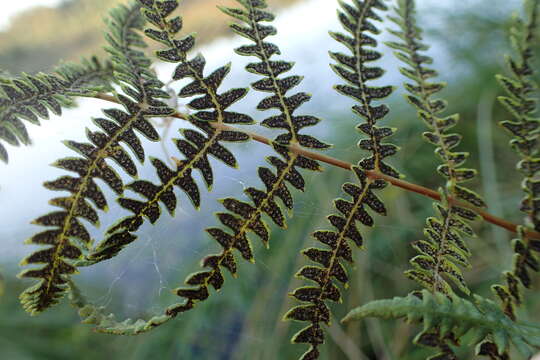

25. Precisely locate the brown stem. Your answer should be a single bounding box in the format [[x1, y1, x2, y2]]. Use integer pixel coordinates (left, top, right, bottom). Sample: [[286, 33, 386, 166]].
[[93, 93, 540, 240]]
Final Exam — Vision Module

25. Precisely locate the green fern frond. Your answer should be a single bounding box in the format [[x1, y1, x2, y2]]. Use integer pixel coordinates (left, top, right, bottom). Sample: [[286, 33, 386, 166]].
[[78, 0, 254, 265], [18, 2, 173, 315], [387, 0, 485, 296], [0, 56, 114, 163], [491, 0, 540, 321], [342, 290, 540, 358], [285, 1, 399, 359]]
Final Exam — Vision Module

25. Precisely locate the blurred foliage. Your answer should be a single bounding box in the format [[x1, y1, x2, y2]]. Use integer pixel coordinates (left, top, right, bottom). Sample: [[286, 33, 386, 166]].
[[0, 0, 299, 74], [1, 0, 540, 359]]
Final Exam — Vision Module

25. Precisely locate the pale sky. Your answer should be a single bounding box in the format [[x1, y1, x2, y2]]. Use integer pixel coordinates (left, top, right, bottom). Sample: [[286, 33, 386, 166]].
[[0, 0, 62, 30]]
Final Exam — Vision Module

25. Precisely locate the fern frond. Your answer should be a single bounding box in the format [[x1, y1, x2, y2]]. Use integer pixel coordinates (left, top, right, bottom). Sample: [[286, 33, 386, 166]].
[[285, 1, 399, 358], [78, 0, 254, 265], [18, 2, 173, 315], [167, 0, 329, 317], [68, 0, 328, 335], [491, 0, 540, 321], [0, 56, 114, 163], [387, 0, 485, 296], [342, 290, 540, 358]]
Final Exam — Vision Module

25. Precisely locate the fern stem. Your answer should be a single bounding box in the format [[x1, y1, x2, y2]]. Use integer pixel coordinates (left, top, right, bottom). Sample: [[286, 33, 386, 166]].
[[92, 93, 540, 241]]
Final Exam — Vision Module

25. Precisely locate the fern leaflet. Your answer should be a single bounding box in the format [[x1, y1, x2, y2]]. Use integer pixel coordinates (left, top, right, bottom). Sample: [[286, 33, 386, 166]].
[[387, 0, 485, 297], [285, 1, 399, 359], [18, 2, 173, 315], [0, 56, 114, 163]]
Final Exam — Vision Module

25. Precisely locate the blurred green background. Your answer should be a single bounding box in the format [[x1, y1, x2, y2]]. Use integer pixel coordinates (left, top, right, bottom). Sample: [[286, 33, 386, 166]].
[[1, 0, 539, 359]]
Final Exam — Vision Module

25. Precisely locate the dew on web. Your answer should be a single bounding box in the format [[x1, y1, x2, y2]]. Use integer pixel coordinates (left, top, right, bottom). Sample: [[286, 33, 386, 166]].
[[221, 175, 249, 191]]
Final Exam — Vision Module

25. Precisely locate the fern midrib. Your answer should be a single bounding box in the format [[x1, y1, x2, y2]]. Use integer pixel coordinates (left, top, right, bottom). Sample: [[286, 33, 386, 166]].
[[298, 0, 389, 328], [119, 5, 153, 103], [514, 122, 539, 271], [0, 88, 58, 125], [512, 82, 538, 232], [0, 63, 109, 112], [234, 152, 297, 246], [512, 150, 538, 286], [151, 3, 226, 126], [198, 1, 316, 277], [92, 92, 540, 242], [299, 6, 387, 314], [0, 73, 92, 129], [100, 2, 231, 253], [507, 0, 540, 263], [354, 0, 384, 173], [88, 156, 301, 327], [246, 2, 298, 145], [506, 17, 537, 158]]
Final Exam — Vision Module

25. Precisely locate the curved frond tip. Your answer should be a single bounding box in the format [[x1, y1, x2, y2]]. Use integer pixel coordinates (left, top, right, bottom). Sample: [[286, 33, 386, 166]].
[[18, 1, 173, 315]]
